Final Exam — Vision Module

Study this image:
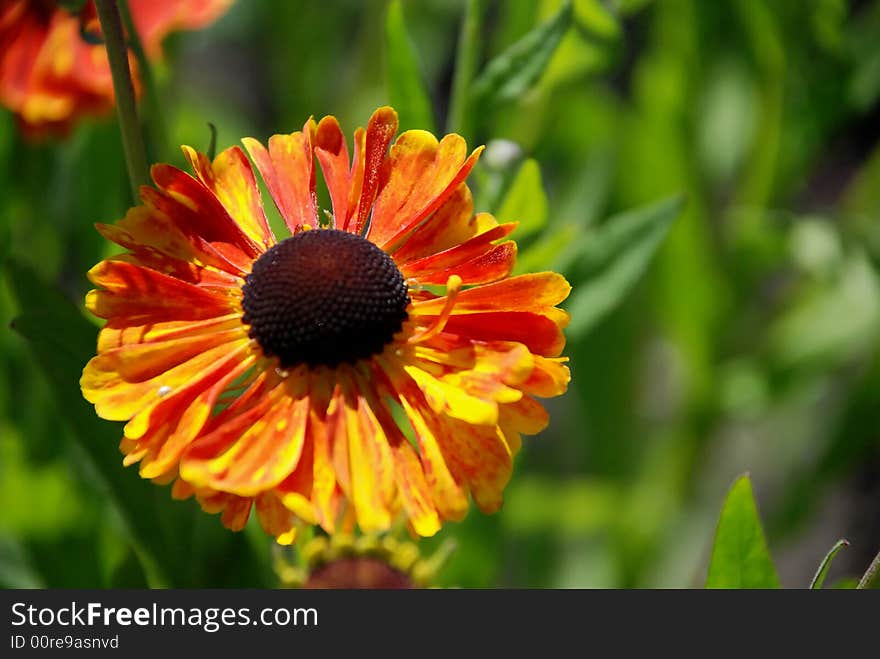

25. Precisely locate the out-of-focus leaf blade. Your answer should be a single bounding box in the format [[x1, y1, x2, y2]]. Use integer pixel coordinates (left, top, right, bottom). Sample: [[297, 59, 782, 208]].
[[470, 0, 572, 105], [565, 196, 682, 338], [705, 474, 780, 589], [496, 158, 547, 238], [809, 538, 849, 589], [573, 0, 620, 41], [385, 0, 435, 132], [0, 535, 44, 588]]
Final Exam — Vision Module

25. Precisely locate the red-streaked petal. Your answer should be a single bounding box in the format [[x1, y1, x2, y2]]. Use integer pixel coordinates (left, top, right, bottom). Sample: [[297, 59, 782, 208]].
[[412, 272, 571, 315], [441, 312, 567, 357], [406, 241, 517, 285], [182, 144, 274, 249], [82, 338, 250, 422], [347, 107, 398, 234], [243, 118, 318, 233], [373, 136, 484, 252], [133, 352, 256, 480], [96, 314, 242, 353], [86, 260, 239, 321], [395, 394, 471, 521], [181, 382, 310, 496], [108, 252, 241, 291], [405, 392, 513, 514], [390, 187, 484, 263], [97, 203, 247, 278], [399, 222, 516, 275], [150, 163, 261, 258]]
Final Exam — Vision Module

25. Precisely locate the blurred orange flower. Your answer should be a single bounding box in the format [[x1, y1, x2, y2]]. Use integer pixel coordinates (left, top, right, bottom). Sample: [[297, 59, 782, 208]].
[[0, 0, 231, 137], [81, 106, 571, 544]]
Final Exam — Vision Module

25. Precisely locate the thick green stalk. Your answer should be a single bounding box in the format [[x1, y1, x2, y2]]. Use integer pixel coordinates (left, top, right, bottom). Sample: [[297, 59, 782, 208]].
[[94, 0, 150, 200], [117, 0, 169, 163]]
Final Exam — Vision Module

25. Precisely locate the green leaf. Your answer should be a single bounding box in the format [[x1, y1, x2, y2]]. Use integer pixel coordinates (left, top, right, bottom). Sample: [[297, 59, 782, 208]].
[[5, 260, 272, 587], [573, 0, 621, 41], [470, 0, 573, 106], [565, 196, 682, 338], [705, 474, 780, 589], [809, 538, 849, 589], [385, 0, 435, 132], [496, 159, 548, 239]]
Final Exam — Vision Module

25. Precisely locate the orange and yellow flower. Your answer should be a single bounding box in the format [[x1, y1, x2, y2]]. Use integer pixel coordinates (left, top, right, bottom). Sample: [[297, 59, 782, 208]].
[[0, 0, 231, 137], [81, 106, 571, 544]]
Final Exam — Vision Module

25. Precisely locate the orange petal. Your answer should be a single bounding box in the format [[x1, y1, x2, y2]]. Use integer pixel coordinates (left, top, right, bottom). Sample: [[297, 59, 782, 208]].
[[85, 259, 238, 321], [389, 186, 483, 263], [309, 406, 343, 532], [396, 396, 471, 522], [94, 326, 245, 383], [341, 388, 395, 531], [243, 117, 318, 234], [97, 204, 247, 278], [150, 163, 261, 258], [82, 338, 250, 422], [521, 355, 571, 397], [182, 144, 274, 249], [442, 311, 567, 357], [129, 353, 255, 477], [413, 272, 571, 315], [108, 252, 241, 291], [181, 382, 310, 496], [373, 138, 484, 252], [314, 115, 351, 228], [254, 492, 297, 545], [380, 414, 442, 536], [408, 241, 517, 286], [275, 428, 318, 525], [400, 222, 516, 277], [97, 313, 242, 353], [347, 106, 398, 234]]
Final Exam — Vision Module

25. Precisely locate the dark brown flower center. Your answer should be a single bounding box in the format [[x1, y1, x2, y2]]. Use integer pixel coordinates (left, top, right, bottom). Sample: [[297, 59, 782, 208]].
[[241, 229, 409, 368], [303, 557, 415, 589]]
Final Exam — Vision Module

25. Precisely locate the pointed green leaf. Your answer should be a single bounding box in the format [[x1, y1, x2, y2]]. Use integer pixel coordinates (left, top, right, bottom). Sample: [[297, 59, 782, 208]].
[[809, 539, 849, 589], [496, 158, 548, 238], [470, 0, 573, 106], [565, 196, 682, 338], [385, 0, 435, 132], [706, 474, 780, 589]]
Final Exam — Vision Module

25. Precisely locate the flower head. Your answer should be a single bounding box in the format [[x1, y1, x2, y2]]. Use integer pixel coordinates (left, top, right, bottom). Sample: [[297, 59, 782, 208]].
[[81, 106, 571, 544], [0, 0, 231, 137]]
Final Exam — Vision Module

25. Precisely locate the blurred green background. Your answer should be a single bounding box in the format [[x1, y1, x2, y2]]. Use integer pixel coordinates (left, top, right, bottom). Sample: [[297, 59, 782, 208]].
[[2, 0, 880, 588]]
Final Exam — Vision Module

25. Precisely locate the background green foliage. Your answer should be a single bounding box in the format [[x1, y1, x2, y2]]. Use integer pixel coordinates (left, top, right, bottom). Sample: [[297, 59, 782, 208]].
[[2, 0, 880, 587]]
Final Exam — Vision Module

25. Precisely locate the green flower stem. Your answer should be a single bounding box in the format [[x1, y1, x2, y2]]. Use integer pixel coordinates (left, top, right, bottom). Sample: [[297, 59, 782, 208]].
[[857, 548, 880, 589], [94, 0, 150, 201], [117, 0, 170, 163], [446, 0, 482, 138]]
